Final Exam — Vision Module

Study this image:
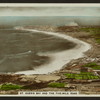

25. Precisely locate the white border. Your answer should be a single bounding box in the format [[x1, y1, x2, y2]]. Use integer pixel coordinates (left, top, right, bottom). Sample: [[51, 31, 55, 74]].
[[0, 94, 100, 97], [0, 3, 100, 97], [0, 3, 100, 7]]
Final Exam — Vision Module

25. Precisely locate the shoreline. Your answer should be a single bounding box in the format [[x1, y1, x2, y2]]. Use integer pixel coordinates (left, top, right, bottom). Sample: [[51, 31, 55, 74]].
[[0, 26, 99, 95], [15, 27, 91, 75]]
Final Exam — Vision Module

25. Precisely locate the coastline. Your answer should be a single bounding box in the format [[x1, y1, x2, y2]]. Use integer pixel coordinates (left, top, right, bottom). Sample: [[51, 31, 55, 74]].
[[0, 26, 99, 95], [15, 27, 91, 75]]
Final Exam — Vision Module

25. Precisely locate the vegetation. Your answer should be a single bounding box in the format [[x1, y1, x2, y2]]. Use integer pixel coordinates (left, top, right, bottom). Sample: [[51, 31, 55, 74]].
[[82, 62, 100, 70], [0, 25, 13, 29], [80, 27, 100, 44], [48, 82, 66, 88], [64, 72, 100, 80], [96, 39, 100, 44], [0, 83, 23, 91]]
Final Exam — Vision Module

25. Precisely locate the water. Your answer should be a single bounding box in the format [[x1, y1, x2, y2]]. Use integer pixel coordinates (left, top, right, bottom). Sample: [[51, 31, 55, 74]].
[[0, 29, 76, 73]]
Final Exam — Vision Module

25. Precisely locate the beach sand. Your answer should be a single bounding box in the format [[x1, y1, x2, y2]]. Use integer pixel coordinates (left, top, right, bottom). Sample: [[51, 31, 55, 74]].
[[15, 28, 91, 74]]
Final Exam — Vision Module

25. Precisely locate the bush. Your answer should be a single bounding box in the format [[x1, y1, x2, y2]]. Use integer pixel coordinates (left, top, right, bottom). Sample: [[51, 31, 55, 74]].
[[48, 82, 66, 88]]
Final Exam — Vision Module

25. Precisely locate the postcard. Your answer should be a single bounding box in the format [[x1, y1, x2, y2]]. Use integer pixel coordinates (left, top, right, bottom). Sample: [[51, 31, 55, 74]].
[[0, 3, 100, 97]]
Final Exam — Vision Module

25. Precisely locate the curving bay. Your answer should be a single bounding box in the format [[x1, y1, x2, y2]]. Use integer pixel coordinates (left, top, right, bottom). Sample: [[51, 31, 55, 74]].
[[0, 28, 76, 73]]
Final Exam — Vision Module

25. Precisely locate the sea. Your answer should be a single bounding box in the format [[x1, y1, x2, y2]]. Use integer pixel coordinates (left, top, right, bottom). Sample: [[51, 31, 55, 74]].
[[0, 28, 76, 73]]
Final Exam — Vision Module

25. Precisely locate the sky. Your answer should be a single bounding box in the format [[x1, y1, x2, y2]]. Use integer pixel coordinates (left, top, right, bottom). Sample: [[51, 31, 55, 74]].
[[0, 7, 100, 16], [0, 5, 100, 26]]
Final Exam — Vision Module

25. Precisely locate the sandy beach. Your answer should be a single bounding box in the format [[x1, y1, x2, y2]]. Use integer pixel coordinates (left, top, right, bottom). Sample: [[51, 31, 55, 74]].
[[15, 27, 91, 75]]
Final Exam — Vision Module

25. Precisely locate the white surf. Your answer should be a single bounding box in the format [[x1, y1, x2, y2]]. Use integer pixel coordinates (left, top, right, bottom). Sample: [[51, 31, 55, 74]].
[[15, 27, 91, 75]]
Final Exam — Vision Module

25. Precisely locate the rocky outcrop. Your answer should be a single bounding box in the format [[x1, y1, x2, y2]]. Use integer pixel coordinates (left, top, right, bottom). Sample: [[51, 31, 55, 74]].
[[20, 75, 61, 83]]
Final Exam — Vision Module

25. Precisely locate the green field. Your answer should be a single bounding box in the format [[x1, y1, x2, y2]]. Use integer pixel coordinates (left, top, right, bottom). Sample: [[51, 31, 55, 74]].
[[64, 72, 100, 80], [0, 83, 23, 91], [82, 62, 100, 70], [48, 82, 66, 88], [80, 27, 100, 44]]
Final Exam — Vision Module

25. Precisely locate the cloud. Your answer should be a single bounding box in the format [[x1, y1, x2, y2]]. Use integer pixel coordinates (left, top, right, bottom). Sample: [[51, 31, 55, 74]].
[[0, 6, 100, 26], [0, 7, 100, 16]]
